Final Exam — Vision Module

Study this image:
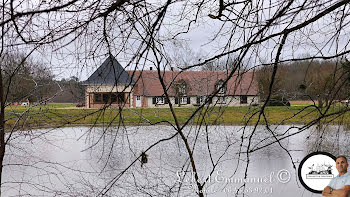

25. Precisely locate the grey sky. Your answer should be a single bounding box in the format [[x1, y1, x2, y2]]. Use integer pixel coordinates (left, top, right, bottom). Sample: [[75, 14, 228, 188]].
[[6, 0, 350, 81]]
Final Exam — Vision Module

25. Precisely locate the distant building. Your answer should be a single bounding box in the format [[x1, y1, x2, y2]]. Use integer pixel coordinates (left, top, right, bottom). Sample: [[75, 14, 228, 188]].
[[12, 98, 30, 106], [83, 55, 259, 108]]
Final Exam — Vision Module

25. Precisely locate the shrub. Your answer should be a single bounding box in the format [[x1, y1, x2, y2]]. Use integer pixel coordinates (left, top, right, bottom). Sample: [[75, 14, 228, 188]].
[[266, 96, 290, 106]]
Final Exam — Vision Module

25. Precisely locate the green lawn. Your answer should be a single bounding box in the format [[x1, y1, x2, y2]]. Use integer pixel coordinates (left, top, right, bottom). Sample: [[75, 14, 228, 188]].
[[4, 104, 350, 129]]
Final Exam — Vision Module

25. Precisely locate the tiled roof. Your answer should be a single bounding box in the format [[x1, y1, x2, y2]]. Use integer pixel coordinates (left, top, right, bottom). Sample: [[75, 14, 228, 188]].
[[83, 55, 134, 85], [128, 70, 258, 96]]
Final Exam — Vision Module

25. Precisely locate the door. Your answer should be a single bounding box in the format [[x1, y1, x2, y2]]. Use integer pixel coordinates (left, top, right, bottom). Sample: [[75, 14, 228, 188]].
[[136, 95, 141, 107]]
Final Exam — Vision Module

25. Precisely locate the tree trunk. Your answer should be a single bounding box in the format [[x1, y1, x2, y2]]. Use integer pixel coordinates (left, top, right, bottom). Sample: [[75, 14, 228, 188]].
[[318, 99, 323, 108], [0, 64, 5, 196]]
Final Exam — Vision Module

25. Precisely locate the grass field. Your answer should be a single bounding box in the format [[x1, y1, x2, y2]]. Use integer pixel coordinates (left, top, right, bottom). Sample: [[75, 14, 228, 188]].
[[4, 103, 350, 129]]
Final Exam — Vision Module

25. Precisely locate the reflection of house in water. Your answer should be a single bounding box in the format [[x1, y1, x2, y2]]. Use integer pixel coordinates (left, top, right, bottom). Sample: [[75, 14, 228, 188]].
[[83, 55, 260, 108]]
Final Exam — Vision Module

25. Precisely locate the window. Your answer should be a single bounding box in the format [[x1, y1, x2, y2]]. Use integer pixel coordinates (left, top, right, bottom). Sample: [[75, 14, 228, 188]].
[[111, 93, 118, 103], [216, 80, 226, 94], [103, 94, 109, 103], [175, 80, 187, 95], [179, 85, 186, 95], [93, 93, 128, 104], [156, 97, 165, 104], [196, 96, 204, 104], [199, 96, 204, 104], [153, 97, 167, 105], [136, 96, 141, 100], [240, 95, 248, 104], [180, 97, 187, 104], [217, 96, 226, 104], [94, 93, 109, 104], [197, 96, 208, 105], [95, 93, 102, 103], [111, 93, 125, 104]]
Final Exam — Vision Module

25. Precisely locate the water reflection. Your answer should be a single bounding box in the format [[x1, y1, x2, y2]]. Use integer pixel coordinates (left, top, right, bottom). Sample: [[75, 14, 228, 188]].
[[304, 124, 350, 156], [3, 125, 349, 196]]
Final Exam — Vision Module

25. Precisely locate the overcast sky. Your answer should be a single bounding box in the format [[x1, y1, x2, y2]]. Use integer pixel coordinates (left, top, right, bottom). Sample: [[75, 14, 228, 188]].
[[13, 0, 350, 81]]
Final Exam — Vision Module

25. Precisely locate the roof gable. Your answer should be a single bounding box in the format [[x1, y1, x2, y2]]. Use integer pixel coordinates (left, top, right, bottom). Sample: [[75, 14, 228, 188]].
[[83, 55, 133, 85]]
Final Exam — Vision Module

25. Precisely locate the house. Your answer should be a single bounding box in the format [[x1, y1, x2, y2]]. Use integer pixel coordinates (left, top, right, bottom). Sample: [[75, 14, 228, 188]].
[[83, 55, 259, 108], [83, 55, 134, 108]]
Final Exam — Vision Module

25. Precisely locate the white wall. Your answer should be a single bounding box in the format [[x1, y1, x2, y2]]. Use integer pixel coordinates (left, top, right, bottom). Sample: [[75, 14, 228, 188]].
[[86, 85, 132, 93], [145, 96, 259, 108]]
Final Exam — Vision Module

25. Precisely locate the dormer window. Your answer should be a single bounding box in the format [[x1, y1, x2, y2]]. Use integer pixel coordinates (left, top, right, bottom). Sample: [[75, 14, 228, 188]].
[[179, 85, 186, 95], [174, 80, 188, 96], [216, 80, 226, 94]]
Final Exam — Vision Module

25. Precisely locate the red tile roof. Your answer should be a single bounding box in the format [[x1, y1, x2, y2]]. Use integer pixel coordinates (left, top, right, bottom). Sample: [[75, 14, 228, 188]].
[[127, 70, 258, 97]]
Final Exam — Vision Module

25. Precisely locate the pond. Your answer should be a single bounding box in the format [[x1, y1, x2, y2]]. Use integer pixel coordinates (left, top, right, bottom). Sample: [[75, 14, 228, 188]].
[[3, 125, 350, 196]]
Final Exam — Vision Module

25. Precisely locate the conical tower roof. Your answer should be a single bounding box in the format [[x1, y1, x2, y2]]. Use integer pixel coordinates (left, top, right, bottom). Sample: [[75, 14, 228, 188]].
[[83, 55, 133, 85]]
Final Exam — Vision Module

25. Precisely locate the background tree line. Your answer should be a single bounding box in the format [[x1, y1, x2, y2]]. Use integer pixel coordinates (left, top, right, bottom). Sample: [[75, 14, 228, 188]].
[[0, 52, 84, 104], [201, 57, 350, 107], [256, 59, 350, 107]]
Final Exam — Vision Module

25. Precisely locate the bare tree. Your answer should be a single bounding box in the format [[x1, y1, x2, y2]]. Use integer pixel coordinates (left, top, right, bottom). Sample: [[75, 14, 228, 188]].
[[1, 0, 350, 196]]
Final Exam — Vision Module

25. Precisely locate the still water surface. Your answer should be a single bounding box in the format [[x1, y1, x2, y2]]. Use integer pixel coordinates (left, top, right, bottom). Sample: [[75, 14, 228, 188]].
[[3, 125, 350, 196]]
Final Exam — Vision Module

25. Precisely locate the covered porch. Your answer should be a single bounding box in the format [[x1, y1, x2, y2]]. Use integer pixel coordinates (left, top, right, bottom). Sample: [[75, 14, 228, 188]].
[[87, 92, 130, 108]]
